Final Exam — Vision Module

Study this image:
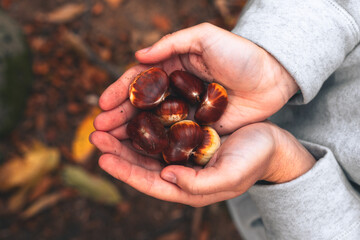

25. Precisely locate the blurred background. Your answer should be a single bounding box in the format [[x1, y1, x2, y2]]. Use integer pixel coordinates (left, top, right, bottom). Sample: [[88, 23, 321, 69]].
[[0, 0, 246, 239]]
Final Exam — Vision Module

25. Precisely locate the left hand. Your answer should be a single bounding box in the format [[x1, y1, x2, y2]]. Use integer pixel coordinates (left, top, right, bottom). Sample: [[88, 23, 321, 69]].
[[93, 23, 298, 136], [90, 121, 315, 207]]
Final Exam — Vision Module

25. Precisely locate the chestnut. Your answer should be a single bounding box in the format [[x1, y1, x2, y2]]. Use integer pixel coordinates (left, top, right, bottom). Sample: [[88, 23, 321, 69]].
[[162, 120, 204, 164], [154, 96, 189, 126], [129, 67, 169, 110], [126, 111, 168, 154], [194, 83, 228, 125], [169, 70, 205, 104], [192, 126, 220, 166]]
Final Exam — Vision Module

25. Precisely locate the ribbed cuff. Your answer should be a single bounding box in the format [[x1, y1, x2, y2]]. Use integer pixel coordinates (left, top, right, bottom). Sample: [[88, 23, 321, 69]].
[[248, 141, 360, 239], [232, 0, 360, 104]]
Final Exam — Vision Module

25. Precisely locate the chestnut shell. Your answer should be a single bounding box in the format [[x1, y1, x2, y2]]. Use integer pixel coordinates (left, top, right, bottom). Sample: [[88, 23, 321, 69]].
[[129, 67, 169, 110], [154, 96, 189, 126], [192, 126, 220, 166], [195, 83, 228, 124], [126, 112, 168, 154], [169, 70, 205, 104], [162, 120, 204, 164]]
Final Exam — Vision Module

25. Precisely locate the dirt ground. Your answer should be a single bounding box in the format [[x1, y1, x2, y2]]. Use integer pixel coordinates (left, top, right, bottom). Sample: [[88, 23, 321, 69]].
[[0, 0, 246, 239]]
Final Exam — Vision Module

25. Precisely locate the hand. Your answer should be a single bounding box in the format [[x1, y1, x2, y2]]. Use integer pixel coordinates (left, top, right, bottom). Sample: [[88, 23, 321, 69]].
[[90, 121, 315, 207], [94, 23, 299, 136]]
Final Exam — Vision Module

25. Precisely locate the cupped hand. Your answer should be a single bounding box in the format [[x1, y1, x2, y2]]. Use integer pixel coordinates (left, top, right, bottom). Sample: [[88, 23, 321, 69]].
[[90, 122, 315, 207], [94, 23, 299, 136]]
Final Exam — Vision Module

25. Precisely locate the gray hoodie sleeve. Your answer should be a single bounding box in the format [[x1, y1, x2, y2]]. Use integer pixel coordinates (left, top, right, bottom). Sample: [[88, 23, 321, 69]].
[[230, 1, 360, 239], [232, 0, 360, 104], [248, 141, 360, 239]]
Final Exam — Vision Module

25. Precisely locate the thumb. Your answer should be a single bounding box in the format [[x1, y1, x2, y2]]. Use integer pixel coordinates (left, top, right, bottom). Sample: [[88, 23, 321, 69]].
[[135, 23, 215, 64], [160, 164, 235, 195]]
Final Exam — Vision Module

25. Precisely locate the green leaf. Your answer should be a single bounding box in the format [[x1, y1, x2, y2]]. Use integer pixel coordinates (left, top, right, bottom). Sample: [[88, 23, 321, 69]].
[[62, 165, 121, 205]]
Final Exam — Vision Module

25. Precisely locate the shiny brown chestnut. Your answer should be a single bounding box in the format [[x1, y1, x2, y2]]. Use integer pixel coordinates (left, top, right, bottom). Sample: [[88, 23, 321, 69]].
[[129, 67, 169, 110], [169, 70, 205, 104], [162, 120, 204, 164], [195, 83, 228, 125], [126, 111, 168, 154], [192, 126, 220, 166], [154, 96, 189, 126]]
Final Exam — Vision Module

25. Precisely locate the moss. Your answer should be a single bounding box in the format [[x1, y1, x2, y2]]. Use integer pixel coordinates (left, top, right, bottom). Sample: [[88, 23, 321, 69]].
[[0, 42, 33, 137]]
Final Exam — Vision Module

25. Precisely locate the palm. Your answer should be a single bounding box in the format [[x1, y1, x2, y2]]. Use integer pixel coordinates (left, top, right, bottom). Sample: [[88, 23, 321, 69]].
[[90, 122, 276, 207], [96, 24, 296, 136]]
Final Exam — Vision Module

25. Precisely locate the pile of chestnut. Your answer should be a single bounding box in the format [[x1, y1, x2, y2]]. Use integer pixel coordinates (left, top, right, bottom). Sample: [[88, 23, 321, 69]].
[[127, 67, 228, 166]]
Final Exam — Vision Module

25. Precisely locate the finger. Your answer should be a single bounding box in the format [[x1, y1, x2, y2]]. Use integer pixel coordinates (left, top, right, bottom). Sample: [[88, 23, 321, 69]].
[[212, 96, 268, 135], [160, 163, 238, 195], [99, 65, 150, 111], [90, 131, 160, 171], [94, 100, 137, 131], [108, 124, 128, 140], [99, 153, 186, 201], [99, 154, 239, 207], [135, 23, 216, 64]]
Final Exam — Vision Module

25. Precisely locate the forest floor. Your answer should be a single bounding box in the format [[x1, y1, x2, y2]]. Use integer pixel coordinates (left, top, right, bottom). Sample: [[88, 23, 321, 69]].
[[0, 0, 246, 239]]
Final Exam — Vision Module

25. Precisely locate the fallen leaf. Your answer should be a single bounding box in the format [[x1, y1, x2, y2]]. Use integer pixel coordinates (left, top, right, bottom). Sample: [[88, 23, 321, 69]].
[[28, 176, 54, 202], [62, 165, 121, 205], [105, 0, 123, 8], [21, 191, 67, 219], [62, 30, 90, 57], [8, 183, 33, 212], [71, 107, 101, 163], [0, 142, 60, 191], [152, 15, 172, 33], [99, 47, 112, 61], [157, 231, 184, 240], [1, 0, 12, 9], [44, 3, 86, 23], [92, 2, 104, 16]]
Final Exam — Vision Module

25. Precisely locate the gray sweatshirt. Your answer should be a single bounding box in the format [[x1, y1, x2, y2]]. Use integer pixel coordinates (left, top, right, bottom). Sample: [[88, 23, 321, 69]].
[[228, 0, 360, 239]]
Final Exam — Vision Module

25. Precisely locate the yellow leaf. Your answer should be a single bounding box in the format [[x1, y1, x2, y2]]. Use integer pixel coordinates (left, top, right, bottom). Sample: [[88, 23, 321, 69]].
[[0, 142, 60, 191], [71, 107, 101, 163], [44, 3, 86, 23]]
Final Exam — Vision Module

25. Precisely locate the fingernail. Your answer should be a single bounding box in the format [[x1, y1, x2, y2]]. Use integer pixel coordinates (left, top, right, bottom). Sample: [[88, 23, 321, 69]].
[[137, 46, 152, 54], [89, 132, 94, 144], [163, 172, 177, 184]]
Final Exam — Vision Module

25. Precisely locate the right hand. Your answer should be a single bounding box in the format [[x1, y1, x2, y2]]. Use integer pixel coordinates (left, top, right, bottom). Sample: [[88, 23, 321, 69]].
[[94, 23, 298, 136], [90, 121, 315, 207]]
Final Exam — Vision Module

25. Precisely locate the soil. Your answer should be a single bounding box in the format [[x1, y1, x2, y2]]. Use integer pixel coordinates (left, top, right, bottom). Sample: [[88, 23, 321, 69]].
[[0, 0, 246, 239]]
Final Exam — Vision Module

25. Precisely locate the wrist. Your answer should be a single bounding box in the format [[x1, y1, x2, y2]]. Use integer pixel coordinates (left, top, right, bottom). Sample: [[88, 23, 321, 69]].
[[262, 124, 316, 183], [262, 50, 300, 101]]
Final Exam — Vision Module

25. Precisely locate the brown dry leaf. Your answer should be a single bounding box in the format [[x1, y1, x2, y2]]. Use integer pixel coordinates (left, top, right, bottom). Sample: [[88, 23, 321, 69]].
[[0, 142, 60, 191], [92, 2, 104, 16], [29, 176, 54, 202], [152, 15, 172, 33], [62, 165, 121, 205], [44, 3, 86, 23], [62, 30, 90, 57], [21, 191, 66, 219], [71, 107, 101, 163], [105, 0, 123, 8], [157, 231, 184, 240], [1, 0, 12, 9]]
